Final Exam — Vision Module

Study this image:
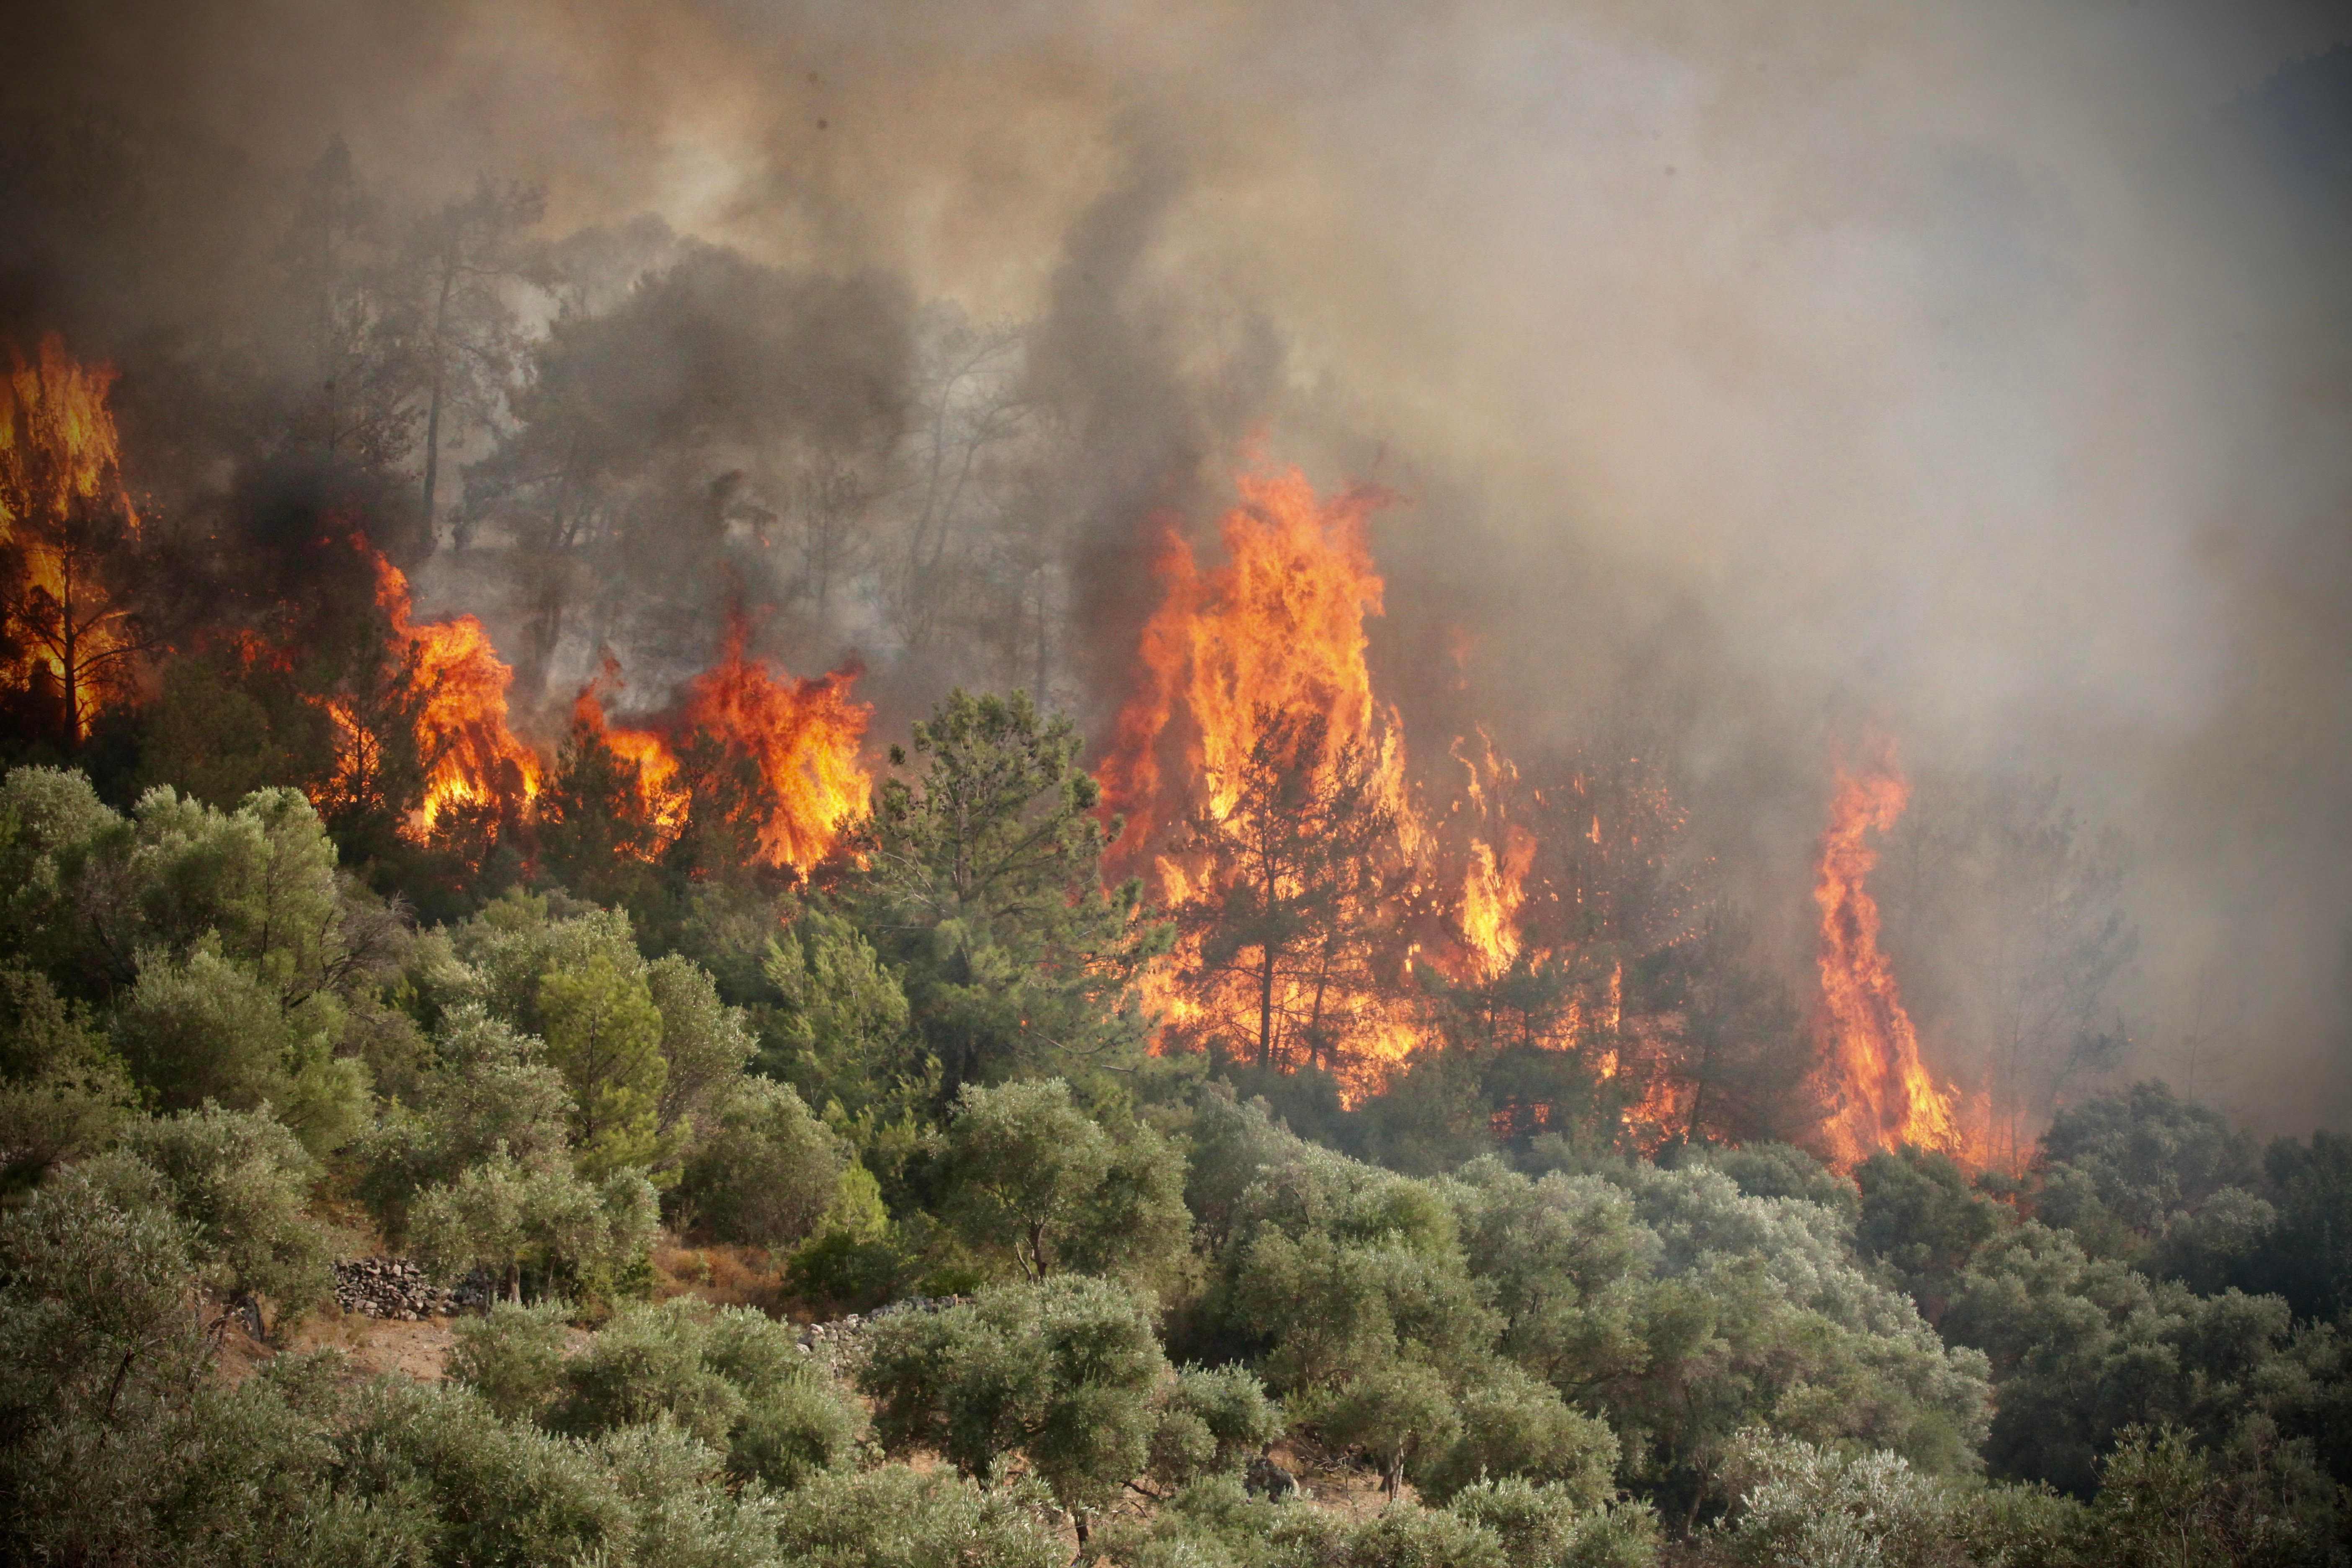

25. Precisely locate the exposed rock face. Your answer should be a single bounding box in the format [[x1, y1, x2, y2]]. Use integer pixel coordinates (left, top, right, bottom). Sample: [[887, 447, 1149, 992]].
[[332, 1258, 491, 1320]]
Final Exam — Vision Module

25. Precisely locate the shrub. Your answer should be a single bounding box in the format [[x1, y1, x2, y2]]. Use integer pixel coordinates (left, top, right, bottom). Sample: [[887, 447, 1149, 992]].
[[446, 1297, 575, 1421], [1149, 1364, 1286, 1489], [549, 1299, 862, 1490], [861, 1274, 1168, 1532], [676, 1075, 845, 1248], [412, 1149, 658, 1305], [119, 1103, 336, 1338], [1447, 1478, 1662, 1568], [1414, 1364, 1618, 1507]]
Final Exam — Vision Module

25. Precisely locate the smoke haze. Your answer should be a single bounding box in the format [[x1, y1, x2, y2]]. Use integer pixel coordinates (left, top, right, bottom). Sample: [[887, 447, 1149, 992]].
[[6, 0, 2350, 1131]]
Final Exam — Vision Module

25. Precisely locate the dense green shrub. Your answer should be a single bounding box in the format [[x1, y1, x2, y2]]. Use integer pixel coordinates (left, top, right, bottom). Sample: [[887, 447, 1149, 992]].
[[547, 1299, 862, 1489], [676, 1074, 845, 1248], [447, 1297, 575, 1421], [861, 1274, 1168, 1534], [117, 1103, 337, 1338]]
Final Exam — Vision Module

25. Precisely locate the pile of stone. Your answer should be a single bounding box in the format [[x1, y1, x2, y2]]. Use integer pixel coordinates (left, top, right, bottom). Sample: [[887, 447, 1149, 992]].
[[795, 1294, 968, 1363], [332, 1258, 490, 1320]]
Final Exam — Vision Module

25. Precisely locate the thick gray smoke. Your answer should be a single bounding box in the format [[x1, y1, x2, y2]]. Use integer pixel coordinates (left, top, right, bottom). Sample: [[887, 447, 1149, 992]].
[[5, 0, 2349, 1131]]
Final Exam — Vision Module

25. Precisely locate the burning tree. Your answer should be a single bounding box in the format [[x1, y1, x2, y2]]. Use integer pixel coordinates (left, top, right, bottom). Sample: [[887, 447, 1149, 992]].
[[540, 618, 872, 896], [1170, 708, 1402, 1073], [0, 337, 153, 746], [1106, 469, 1754, 1137]]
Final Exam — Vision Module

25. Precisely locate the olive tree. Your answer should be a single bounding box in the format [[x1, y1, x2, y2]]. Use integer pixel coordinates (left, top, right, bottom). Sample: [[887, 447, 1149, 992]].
[[941, 1077, 1187, 1285], [860, 1275, 1167, 1545], [674, 1075, 845, 1248], [117, 1104, 336, 1340], [411, 1148, 656, 1304]]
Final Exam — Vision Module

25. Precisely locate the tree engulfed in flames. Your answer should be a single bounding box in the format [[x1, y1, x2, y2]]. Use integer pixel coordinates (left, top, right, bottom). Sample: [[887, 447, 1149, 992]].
[[1106, 470, 1410, 851], [570, 621, 872, 874], [1811, 759, 1974, 1170], [359, 550, 543, 832], [1107, 470, 1670, 1109], [1104, 472, 1426, 1097], [0, 337, 144, 738]]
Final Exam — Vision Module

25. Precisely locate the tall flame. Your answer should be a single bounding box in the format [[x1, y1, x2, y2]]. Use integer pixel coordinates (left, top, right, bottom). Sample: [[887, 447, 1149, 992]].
[[1105, 470, 1406, 853], [1812, 758, 1969, 1170], [366, 550, 542, 831], [0, 336, 143, 736]]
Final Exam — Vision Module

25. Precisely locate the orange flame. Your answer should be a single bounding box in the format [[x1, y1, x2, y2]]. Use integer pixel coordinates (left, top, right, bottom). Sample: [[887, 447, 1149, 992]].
[[1104, 472, 1428, 1099], [365, 550, 542, 832], [570, 661, 689, 846], [1811, 758, 1970, 1170], [677, 618, 871, 872], [1106, 472, 1409, 841], [567, 623, 871, 874], [0, 336, 143, 736]]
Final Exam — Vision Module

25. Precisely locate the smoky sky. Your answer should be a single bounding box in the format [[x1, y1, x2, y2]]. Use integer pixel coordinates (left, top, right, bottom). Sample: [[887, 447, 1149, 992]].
[[7, 0, 2352, 1132]]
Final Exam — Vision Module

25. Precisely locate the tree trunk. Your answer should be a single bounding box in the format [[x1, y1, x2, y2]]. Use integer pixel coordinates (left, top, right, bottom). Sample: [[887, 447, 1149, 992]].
[[58, 563, 80, 749], [505, 1261, 521, 1305], [420, 256, 456, 552], [1256, 948, 1277, 1070], [420, 372, 444, 548]]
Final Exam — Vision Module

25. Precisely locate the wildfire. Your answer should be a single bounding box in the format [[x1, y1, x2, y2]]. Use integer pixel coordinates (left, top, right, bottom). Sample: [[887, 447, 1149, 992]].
[[0, 336, 144, 738], [1445, 731, 1538, 985], [1104, 470, 1407, 854], [361, 549, 543, 831], [1811, 758, 1972, 1170], [567, 621, 871, 874], [1103, 472, 1429, 1097], [1101, 469, 1715, 1135], [676, 619, 871, 872], [570, 659, 690, 844]]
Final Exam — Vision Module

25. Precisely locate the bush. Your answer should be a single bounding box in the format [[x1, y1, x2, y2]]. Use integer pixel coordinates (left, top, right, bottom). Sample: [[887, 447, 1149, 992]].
[[769, 1465, 1065, 1568], [412, 1149, 658, 1305], [676, 1075, 845, 1248], [1149, 1364, 1286, 1489], [1711, 1428, 1957, 1568], [446, 1297, 575, 1421], [1303, 1359, 1460, 1498], [1413, 1364, 1618, 1507], [0, 965, 135, 1179], [548, 1299, 863, 1490], [113, 940, 367, 1154], [941, 1077, 1188, 1285], [861, 1274, 1168, 1527], [333, 1377, 634, 1567], [1446, 1478, 1661, 1568], [118, 1103, 336, 1338]]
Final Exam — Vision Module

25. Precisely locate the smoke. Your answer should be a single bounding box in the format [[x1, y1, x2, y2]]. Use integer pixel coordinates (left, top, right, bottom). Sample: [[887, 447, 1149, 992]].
[[4, 0, 2350, 1130]]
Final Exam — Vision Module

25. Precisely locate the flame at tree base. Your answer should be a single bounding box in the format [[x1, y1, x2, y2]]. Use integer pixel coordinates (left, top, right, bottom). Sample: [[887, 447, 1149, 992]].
[[357, 549, 543, 833]]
